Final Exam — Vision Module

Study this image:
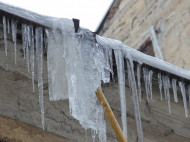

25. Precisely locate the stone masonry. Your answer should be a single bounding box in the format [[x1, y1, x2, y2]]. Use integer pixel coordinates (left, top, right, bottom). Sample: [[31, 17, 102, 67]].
[[101, 0, 190, 70]]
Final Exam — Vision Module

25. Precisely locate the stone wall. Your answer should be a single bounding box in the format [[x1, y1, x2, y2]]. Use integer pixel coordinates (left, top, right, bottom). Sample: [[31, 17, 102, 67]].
[[101, 0, 190, 70]]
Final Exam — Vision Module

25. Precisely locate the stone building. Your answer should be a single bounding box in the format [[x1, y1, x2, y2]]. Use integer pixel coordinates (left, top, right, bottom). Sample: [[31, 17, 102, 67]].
[[100, 0, 190, 69], [0, 0, 190, 142]]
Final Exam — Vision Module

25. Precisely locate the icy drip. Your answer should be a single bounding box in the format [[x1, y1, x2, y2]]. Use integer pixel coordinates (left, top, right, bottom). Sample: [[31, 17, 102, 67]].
[[108, 49, 114, 80], [102, 47, 111, 83], [172, 79, 178, 102], [179, 82, 188, 117], [114, 49, 127, 139], [26, 26, 30, 72], [143, 67, 149, 102], [3, 16, 8, 56], [11, 20, 17, 64], [35, 27, 45, 129], [126, 58, 144, 142], [137, 63, 142, 102], [22, 24, 27, 59], [158, 73, 163, 100], [148, 70, 153, 100], [162, 75, 171, 114], [7, 18, 10, 34], [162, 75, 167, 99], [188, 85, 190, 105], [29, 26, 35, 92]]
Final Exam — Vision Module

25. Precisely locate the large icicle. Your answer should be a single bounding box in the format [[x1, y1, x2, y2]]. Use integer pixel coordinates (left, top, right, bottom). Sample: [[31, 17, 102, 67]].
[[179, 82, 188, 117], [162, 75, 167, 100], [11, 19, 17, 64], [46, 23, 69, 101], [150, 26, 163, 60], [172, 79, 178, 102], [188, 85, 190, 105], [108, 49, 114, 80], [158, 73, 163, 100], [47, 19, 108, 142], [126, 57, 144, 142], [3, 16, 8, 56], [143, 67, 149, 102], [137, 63, 142, 102], [29, 26, 35, 92], [26, 26, 30, 73], [148, 70, 153, 100], [114, 49, 127, 139], [22, 24, 27, 59], [7, 18, 10, 34], [35, 27, 45, 130], [162, 75, 171, 114]]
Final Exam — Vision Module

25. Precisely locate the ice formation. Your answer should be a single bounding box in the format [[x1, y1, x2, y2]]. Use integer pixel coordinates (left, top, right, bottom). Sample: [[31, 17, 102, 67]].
[[179, 82, 188, 117], [126, 58, 144, 142], [1, 8, 190, 141], [162, 75, 171, 114], [46, 19, 109, 141], [150, 26, 163, 60], [143, 67, 150, 102], [188, 85, 190, 105], [158, 73, 163, 100], [3, 16, 8, 56], [172, 79, 178, 102], [137, 63, 142, 102], [148, 70, 153, 100], [11, 19, 17, 64], [114, 49, 127, 139], [35, 27, 45, 129]]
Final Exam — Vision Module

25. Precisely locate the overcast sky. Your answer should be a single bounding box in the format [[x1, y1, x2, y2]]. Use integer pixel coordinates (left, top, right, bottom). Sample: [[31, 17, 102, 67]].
[[0, 0, 113, 31]]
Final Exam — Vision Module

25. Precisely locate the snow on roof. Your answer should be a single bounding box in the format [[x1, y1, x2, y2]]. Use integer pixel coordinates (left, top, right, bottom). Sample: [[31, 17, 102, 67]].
[[1, 1, 189, 82]]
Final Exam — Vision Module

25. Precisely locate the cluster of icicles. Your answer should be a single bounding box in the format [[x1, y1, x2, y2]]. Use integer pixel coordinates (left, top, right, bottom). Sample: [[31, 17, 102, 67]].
[[2, 16, 190, 142]]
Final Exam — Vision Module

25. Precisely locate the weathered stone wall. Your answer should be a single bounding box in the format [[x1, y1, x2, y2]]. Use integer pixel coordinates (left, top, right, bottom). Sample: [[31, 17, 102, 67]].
[[101, 0, 190, 70]]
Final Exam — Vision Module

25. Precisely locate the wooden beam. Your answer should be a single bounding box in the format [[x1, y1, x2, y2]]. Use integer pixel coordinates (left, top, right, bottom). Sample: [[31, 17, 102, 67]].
[[96, 88, 127, 142]]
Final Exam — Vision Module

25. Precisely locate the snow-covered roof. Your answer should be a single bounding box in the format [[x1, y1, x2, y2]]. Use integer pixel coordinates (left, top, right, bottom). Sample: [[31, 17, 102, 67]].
[[1, 1, 190, 82]]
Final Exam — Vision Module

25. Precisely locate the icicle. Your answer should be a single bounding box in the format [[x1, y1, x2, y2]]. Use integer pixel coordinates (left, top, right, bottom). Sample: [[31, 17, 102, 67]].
[[102, 46, 111, 83], [163, 75, 171, 114], [35, 27, 45, 129], [126, 58, 144, 142], [162, 75, 167, 100], [137, 63, 142, 102], [85, 129, 88, 142], [11, 19, 17, 64], [29, 26, 35, 92], [188, 85, 190, 106], [3, 16, 8, 56], [7, 18, 10, 34], [172, 79, 178, 102], [150, 26, 163, 60], [108, 48, 114, 81], [26, 26, 30, 73], [158, 73, 163, 100], [148, 70, 153, 100], [179, 82, 188, 117], [22, 24, 27, 59], [166, 76, 171, 114], [143, 67, 149, 102], [91, 130, 96, 142], [114, 49, 127, 139]]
